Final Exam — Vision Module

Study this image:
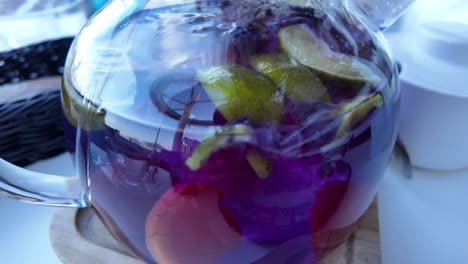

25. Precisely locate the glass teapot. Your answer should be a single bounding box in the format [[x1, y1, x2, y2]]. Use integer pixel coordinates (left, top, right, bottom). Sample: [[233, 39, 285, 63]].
[[0, 0, 413, 263]]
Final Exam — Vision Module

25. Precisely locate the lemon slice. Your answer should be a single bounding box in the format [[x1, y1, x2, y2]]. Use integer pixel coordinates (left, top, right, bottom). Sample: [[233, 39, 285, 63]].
[[197, 65, 283, 123], [278, 24, 381, 85], [251, 53, 330, 103]]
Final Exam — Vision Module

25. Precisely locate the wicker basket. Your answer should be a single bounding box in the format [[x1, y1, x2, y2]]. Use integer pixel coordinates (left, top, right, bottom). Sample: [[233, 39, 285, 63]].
[[0, 38, 73, 167]]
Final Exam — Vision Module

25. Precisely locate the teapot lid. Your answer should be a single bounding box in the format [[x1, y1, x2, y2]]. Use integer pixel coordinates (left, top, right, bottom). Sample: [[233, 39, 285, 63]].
[[386, 3, 468, 98]]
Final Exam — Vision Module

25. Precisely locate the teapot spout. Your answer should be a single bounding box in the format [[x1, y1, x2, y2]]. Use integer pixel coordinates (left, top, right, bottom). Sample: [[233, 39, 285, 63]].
[[353, 0, 415, 30]]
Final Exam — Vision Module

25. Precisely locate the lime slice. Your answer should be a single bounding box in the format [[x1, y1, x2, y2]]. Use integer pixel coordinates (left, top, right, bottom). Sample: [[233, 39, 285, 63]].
[[278, 24, 381, 85], [246, 152, 273, 179], [251, 53, 330, 103], [197, 65, 283, 123], [336, 93, 383, 139], [186, 124, 253, 170], [186, 124, 273, 179], [61, 80, 105, 131]]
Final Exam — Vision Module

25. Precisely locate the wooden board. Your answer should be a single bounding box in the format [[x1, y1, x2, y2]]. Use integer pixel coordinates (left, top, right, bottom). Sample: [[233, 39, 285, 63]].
[[50, 201, 380, 264]]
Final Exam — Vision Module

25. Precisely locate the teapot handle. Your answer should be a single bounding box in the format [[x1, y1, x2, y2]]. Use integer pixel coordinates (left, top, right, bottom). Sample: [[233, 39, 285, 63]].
[[0, 0, 150, 208], [0, 38, 89, 208], [0, 158, 89, 207]]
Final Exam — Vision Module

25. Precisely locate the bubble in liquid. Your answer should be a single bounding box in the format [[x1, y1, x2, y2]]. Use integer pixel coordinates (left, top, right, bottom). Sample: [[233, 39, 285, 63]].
[[211, 0, 330, 29]]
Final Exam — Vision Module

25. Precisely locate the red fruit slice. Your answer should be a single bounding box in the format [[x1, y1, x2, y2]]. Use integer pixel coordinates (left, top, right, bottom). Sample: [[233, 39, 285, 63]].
[[145, 184, 242, 264]]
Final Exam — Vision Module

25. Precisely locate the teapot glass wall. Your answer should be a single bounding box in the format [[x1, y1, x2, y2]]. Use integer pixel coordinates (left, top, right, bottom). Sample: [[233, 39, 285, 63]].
[[0, 0, 412, 263]]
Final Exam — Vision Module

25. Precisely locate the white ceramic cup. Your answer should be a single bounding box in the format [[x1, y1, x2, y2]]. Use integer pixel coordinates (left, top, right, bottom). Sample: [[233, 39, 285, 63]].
[[398, 80, 468, 171], [387, 13, 468, 171]]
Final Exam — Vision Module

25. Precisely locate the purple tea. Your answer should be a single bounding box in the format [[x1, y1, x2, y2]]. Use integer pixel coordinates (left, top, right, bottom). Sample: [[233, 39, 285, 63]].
[[62, 1, 399, 263]]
